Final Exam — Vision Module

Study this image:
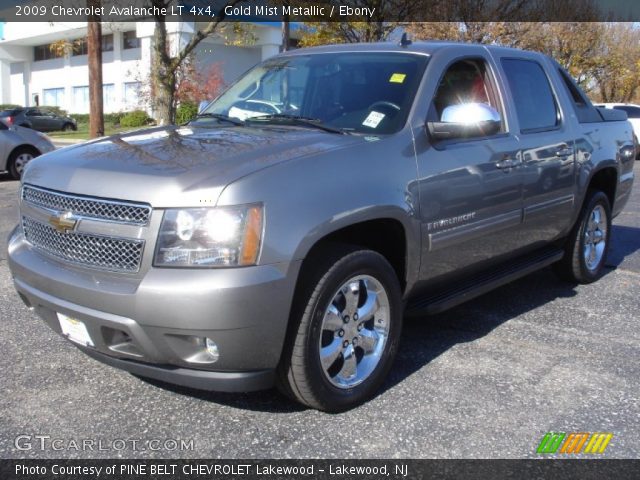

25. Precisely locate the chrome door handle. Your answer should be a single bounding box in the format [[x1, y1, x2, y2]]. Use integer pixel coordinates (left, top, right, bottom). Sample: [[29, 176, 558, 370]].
[[555, 146, 574, 157], [495, 157, 520, 169]]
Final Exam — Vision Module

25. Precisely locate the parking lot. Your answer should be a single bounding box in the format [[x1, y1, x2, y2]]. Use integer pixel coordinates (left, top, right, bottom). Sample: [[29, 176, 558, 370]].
[[0, 163, 638, 459]]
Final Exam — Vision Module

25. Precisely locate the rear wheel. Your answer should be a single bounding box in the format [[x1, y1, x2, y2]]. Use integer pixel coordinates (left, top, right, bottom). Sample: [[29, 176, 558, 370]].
[[8, 147, 38, 180], [62, 123, 75, 132], [277, 245, 403, 412], [554, 190, 611, 283]]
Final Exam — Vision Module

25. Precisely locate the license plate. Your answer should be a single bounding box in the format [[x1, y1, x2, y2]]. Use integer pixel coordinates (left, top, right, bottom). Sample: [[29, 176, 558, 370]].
[[57, 313, 94, 347]]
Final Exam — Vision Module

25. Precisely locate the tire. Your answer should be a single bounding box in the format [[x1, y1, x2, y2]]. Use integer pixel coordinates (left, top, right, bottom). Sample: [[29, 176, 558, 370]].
[[62, 123, 74, 132], [554, 190, 611, 283], [277, 245, 403, 412], [8, 147, 39, 180]]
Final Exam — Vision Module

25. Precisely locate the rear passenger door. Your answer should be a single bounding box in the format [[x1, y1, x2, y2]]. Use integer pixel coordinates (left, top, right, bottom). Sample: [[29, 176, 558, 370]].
[[498, 57, 577, 244]]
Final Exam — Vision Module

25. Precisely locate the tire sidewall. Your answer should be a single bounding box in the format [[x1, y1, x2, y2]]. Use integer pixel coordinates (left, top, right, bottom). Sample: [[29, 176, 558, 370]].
[[304, 251, 403, 411], [9, 148, 36, 180], [576, 192, 611, 281]]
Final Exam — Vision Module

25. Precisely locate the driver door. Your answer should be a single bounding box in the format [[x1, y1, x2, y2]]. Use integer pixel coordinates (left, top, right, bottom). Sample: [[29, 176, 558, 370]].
[[415, 55, 525, 282]]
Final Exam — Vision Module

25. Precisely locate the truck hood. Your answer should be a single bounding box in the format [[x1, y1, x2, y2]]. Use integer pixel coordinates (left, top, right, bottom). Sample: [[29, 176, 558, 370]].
[[23, 124, 364, 207]]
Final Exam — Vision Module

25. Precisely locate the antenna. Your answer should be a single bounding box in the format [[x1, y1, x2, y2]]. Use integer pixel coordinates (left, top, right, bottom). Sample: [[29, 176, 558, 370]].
[[400, 32, 412, 47]]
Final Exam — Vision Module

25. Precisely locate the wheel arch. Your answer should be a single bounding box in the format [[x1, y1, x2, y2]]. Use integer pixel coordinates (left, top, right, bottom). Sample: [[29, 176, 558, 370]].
[[292, 212, 417, 295], [8, 143, 41, 160], [586, 166, 617, 208]]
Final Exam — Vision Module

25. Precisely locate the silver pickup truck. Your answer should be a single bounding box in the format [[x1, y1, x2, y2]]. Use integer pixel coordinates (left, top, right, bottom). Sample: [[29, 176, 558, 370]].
[[7, 41, 635, 412]]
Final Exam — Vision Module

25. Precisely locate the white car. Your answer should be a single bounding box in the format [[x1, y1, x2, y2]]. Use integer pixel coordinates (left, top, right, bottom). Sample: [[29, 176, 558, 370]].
[[595, 103, 640, 158], [0, 121, 56, 179]]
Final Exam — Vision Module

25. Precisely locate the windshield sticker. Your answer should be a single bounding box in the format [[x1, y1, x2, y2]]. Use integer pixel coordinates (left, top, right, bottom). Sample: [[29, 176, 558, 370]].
[[363, 111, 385, 128], [389, 73, 407, 83]]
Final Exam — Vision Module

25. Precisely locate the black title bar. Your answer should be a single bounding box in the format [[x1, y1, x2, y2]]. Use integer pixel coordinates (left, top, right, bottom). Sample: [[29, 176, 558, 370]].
[[1, 459, 640, 480], [1, 0, 640, 22]]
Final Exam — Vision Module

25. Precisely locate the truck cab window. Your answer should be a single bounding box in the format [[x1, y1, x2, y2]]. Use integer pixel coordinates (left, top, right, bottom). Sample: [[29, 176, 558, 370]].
[[432, 59, 501, 121], [501, 58, 559, 132]]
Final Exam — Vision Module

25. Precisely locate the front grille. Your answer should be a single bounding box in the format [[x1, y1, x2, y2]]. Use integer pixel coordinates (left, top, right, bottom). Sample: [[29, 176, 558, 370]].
[[22, 217, 144, 272], [22, 185, 151, 225]]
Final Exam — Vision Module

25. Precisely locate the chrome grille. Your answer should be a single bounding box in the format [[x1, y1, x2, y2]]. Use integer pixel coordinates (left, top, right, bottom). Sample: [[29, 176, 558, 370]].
[[22, 185, 151, 225], [22, 217, 144, 272]]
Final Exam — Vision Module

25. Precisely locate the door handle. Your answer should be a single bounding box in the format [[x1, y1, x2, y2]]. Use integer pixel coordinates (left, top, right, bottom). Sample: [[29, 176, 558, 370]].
[[555, 145, 574, 157], [495, 157, 520, 169]]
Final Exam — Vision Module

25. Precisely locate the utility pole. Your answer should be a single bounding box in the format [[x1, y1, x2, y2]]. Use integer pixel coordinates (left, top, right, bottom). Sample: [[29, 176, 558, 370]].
[[281, 2, 290, 52], [87, 0, 104, 137]]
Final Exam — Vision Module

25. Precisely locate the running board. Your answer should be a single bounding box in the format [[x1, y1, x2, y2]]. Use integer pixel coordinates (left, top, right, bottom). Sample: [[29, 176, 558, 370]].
[[406, 247, 564, 317]]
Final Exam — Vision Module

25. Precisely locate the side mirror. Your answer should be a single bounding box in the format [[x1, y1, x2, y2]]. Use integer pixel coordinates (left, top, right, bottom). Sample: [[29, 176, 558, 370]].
[[427, 103, 502, 141]]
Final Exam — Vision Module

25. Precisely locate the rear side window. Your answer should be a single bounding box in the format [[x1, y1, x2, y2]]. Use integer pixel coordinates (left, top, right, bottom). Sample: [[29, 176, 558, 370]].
[[501, 59, 558, 132]]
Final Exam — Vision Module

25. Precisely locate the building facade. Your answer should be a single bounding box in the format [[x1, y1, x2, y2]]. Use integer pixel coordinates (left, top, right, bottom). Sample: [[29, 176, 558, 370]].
[[0, 21, 287, 114]]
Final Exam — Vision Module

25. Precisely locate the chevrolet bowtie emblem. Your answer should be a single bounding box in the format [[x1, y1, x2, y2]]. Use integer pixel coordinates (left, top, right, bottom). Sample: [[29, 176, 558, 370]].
[[48, 211, 78, 233]]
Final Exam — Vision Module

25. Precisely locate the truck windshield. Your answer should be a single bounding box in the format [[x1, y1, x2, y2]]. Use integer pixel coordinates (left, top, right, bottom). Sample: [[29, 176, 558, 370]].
[[198, 52, 428, 134]]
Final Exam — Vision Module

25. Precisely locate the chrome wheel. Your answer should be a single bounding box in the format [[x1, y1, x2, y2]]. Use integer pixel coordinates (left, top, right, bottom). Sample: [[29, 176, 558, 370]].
[[319, 275, 390, 389], [14, 152, 34, 176], [583, 204, 607, 271]]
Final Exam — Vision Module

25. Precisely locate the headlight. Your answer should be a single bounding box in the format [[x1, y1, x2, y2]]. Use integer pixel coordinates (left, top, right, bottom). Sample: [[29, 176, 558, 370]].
[[154, 205, 263, 267]]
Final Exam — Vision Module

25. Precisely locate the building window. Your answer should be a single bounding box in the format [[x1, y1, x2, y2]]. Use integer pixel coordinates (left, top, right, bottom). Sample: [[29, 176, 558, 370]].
[[74, 85, 117, 112], [43, 88, 65, 107], [73, 86, 89, 111], [72, 38, 88, 56], [34, 44, 63, 61], [124, 82, 141, 106], [72, 34, 114, 56], [123, 31, 140, 50], [103, 84, 115, 107], [102, 34, 114, 52]]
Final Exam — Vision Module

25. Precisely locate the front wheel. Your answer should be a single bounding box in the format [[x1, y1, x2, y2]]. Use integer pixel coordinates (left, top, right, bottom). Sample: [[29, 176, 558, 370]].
[[62, 123, 75, 132], [554, 190, 611, 283], [278, 246, 403, 412]]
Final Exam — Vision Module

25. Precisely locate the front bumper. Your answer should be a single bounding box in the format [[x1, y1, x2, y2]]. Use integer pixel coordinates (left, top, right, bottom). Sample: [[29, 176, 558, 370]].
[[8, 226, 301, 392]]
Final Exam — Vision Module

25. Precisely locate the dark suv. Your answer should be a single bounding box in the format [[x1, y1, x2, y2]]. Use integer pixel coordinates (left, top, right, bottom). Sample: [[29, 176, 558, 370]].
[[0, 107, 77, 132]]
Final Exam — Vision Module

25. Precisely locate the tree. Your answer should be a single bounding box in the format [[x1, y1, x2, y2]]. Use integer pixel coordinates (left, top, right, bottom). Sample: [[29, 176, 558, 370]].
[[593, 23, 640, 102], [299, 0, 428, 46], [148, 0, 253, 125], [176, 61, 226, 105], [87, 0, 104, 138]]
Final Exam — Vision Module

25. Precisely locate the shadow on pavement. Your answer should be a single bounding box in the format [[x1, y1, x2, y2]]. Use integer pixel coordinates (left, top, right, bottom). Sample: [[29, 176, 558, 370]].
[[0, 173, 17, 183], [606, 225, 640, 268]]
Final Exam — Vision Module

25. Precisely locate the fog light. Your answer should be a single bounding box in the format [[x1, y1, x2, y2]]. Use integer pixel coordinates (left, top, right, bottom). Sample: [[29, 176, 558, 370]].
[[205, 338, 219, 361]]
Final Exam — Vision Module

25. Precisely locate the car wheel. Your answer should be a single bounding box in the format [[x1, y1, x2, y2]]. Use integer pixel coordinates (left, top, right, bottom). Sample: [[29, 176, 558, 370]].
[[554, 190, 611, 283], [8, 147, 39, 180], [277, 245, 403, 412], [62, 123, 75, 132]]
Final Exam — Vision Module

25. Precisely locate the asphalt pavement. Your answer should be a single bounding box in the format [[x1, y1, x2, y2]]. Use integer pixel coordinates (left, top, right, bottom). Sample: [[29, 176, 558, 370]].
[[0, 163, 638, 459]]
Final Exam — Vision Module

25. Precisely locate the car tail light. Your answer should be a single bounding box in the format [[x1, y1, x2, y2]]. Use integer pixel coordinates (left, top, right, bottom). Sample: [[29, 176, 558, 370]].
[[6, 116, 12, 125]]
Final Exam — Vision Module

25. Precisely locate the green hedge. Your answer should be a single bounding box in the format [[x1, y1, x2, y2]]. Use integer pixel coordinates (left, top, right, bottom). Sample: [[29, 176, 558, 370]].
[[176, 102, 198, 124], [0, 104, 22, 111], [120, 110, 151, 128], [70, 113, 125, 125]]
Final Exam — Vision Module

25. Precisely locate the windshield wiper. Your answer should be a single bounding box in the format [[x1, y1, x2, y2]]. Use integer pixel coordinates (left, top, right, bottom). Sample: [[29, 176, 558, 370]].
[[246, 114, 348, 134], [194, 113, 245, 126]]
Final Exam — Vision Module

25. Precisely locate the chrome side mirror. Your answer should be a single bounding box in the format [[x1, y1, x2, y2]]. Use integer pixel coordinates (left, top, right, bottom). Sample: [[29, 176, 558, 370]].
[[428, 103, 502, 141]]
